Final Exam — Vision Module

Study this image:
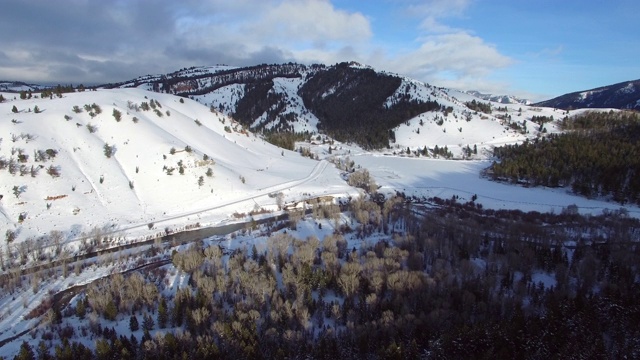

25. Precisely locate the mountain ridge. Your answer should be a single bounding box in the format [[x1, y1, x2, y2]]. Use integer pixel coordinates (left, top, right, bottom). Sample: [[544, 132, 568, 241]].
[[534, 79, 640, 110], [106, 62, 564, 152]]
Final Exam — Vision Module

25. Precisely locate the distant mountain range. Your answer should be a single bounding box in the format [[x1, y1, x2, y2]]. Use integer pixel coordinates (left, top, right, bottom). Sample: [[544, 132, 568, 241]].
[[534, 79, 640, 110], [465, 90, 531, 105], [0, 80, 43, 92]]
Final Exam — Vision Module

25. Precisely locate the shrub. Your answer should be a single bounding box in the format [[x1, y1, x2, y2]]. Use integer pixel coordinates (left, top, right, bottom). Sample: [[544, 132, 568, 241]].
[[45, 149, 58, 159], [91, 103, 102, 114], [103, 143, 114, 158], [112, 108, 122, 121], [5, 229, 17, 243], [47, 165, 61, 178]]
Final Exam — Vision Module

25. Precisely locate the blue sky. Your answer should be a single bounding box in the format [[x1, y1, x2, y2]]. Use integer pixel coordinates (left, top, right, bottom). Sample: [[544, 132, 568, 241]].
[[1, 0, 638, 100]]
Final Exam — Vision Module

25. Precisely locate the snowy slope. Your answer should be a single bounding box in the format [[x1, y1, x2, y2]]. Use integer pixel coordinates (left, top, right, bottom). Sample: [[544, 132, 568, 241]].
[[0, 89, 353, 247], [373, 80, 572, 157]]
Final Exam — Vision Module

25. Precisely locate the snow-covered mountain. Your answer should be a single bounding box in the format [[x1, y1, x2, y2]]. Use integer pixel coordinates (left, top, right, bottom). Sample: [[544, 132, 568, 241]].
[[109, 62, 567, 154], [534, 79, 640, 110], [465, 90, 531, 105]]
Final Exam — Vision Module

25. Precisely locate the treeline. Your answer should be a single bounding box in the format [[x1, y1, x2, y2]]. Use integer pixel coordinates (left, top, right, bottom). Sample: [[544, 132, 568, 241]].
[[299, 62, 440, 149], [101, 63, 313, 95], [465, 99, 492, 114], [13, 195, 640, 359], [232, 80, 283, 129], [263, 131, 309, 151], [490, 111, 640, 204]]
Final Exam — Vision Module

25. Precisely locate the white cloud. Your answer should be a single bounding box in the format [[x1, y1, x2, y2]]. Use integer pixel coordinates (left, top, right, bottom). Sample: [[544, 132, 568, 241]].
[[254, 0, 372, 45], [360, 0, 516, 94], [175, 0, 371, 55], [0, 0, 515, 95], [414, 32, 511, 77]]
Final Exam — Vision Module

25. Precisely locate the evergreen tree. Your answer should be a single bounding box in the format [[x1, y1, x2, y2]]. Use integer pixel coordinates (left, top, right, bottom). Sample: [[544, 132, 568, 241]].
[[15, 341, 35, 360], [142, 313, 154, 331], [36, 340, 51, 360], [157, 297, 168, 328], [129, 315, 139, 332], [94, 338, 112, 360], [12, 105, 18, 113], [76, 298, 86, 319], [104, 300, 117, 321]]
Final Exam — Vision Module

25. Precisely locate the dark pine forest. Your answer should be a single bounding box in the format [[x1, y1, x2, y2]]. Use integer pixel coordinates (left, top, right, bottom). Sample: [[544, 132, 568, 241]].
[[490, 111, 640, 205]]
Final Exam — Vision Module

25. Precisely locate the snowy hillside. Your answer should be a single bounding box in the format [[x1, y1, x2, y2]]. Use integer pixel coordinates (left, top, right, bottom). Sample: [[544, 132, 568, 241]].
[[0, 89, 353, 246]]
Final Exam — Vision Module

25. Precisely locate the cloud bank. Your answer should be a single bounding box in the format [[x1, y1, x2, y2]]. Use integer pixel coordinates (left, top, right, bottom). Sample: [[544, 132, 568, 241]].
[[0, 0, 512, 93]]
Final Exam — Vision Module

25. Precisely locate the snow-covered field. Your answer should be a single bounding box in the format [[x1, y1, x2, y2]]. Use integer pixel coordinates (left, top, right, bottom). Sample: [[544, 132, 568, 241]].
[[353, 155, 639, 216]]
